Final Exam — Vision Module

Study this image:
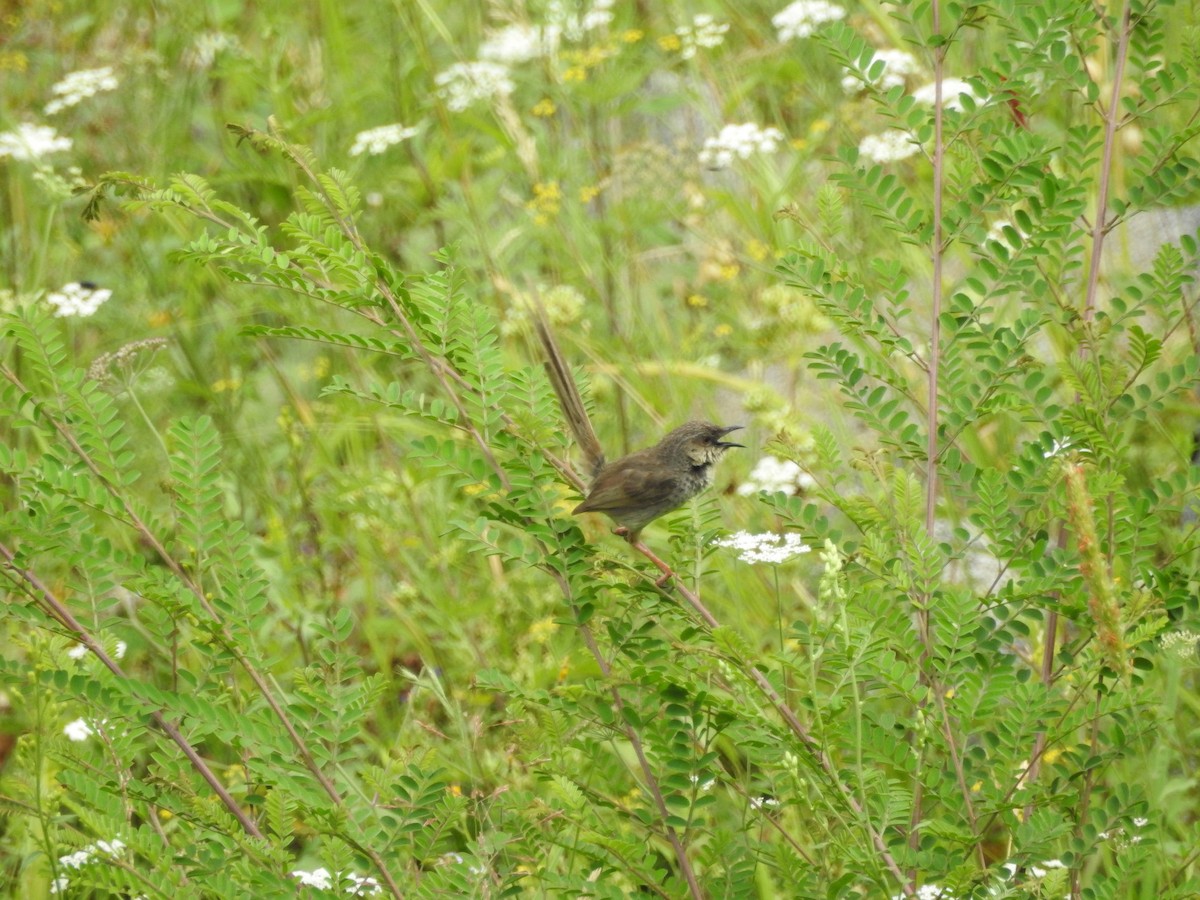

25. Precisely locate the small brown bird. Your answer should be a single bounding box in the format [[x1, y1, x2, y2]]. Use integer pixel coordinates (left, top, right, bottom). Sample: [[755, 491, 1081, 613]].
[[534, 315, 742, 541]]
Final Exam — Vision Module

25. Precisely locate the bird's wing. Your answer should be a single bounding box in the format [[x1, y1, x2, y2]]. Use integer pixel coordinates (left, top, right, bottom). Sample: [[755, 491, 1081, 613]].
[[574, 455, 677, 515]]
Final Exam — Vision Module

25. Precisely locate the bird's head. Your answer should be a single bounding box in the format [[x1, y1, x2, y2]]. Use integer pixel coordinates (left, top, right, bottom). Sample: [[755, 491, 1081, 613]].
[[660, 421, 744, 467]]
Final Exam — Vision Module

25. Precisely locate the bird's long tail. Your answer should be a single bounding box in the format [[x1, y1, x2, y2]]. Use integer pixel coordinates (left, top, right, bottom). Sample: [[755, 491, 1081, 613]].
[[533, 312, 606, 478]]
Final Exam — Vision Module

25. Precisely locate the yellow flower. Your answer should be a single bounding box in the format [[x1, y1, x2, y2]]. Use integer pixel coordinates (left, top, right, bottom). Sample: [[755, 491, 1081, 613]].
[[579, 184, 601, 203], [448, 784, 462, 797], [745, 239, 770, 262], [657, 34, 681, 52], [718, 263, 740, 280], [713, 323, 733, 338], [532, 98, 557, 117], [686, 294, 709, 308], [527, 181, 562, 223], [563, 66, 587, 82], [809, 117, 832, 136], [622, 29, 644, 43], [211, 377, 242, 393], [529, 617, 560, 643], [148, 310, 172, 328], [0, 50, 28, 72], [970, 781, 982, 792]]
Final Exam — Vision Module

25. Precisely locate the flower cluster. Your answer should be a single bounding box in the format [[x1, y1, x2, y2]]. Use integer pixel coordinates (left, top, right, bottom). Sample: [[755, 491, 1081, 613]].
[[63, 716, 109, 742], [912, 77, 981, 110], [699, 122, 784, 169], [841, 48, 919, 93], [435, 61, 515, 111], [0, 123, 72, 161], [291, 868, 382, 896], [857, 129, 919, 164], [480, 23, 559, 64], [186, 31, 240, 69], [547, 0, 614, 42], [772, 0, 845, 41], [45, 282, 112, 318], [713, 531, 811, 565], [350, 123, 419, 156], [87, 337, 169, 382], [676, 14, 729, 59], [45, 66, 119, 114], [1161, 629, 1200, 659], [51, 837, 126, 893], [737, 455, 814, 496]]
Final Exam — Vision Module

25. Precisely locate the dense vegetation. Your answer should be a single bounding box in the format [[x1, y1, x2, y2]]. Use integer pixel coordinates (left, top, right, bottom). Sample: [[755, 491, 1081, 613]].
[[2, 1, 1200, 897]]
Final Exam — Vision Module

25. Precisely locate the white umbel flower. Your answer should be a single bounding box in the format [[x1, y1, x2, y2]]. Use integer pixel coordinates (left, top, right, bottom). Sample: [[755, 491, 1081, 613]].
[[773, 0, 845, 41], [677, 14, 729, 59], [45, 282, 111, 318], [435, 61, 515, 111], [0, 123, 72, 161], [699, 123, 784, 169], [45, 66, 119, 114], [350, 123, 419, 156], [714, 531, 812, 564], [858, 129, 920, 164], [841, 48, 919, 93], [480, 23, 559, 63]]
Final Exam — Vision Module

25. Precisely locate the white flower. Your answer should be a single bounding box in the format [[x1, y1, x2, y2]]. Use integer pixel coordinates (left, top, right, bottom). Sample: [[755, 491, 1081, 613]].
[[688, 774, 717, 791], [63, 718, 94, 742], [749, 796, 780, 809], [95, 839, 125, 857], [58, 838, 124, 872], [44, 66, 119, 115], [548, 0, 613, 41], [435, 61, 514, 112], [292, 867, 335, 889], [737, 456, 813, 496], [714, 531, 812, 565], [59, 849, 93, 869], [46, 282, 112, 318], [349, 123, 419, 157], [185, 31, 240, 69], [677, 14, 729, 59], [858, 129, 919, 164], [50, 876, 70, 894], [912, 77, 982, 111], [479, 23, 559, 64], [0, 123, 72, 161], [773, 0, 845, 41], [1029, 859, 1065, 878], [841, 48, 919, 93], [699, 122, 784, 169], [344, 872, 383, 896], [115, 640, 126, 659]]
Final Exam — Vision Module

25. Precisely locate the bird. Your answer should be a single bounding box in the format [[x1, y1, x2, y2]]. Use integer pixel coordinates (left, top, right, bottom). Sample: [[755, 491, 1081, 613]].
[[534, 315, 742, 542]]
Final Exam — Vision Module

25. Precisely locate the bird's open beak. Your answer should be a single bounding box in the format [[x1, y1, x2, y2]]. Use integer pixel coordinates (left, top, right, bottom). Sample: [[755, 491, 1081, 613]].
[[717, 425, 745, 448]]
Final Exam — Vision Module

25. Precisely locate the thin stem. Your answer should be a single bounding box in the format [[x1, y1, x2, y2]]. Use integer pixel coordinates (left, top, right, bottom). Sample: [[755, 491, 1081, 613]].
[[549, 570, 703, 900], [0, 365, 404, 899], [1083, 0, 1132, 323], [629, 539, 910, 894], [0, 543, 265, 841]]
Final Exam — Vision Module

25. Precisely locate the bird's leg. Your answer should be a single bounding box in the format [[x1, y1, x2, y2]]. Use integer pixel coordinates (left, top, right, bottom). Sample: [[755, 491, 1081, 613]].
[[627, 539, 675, 587]]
